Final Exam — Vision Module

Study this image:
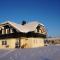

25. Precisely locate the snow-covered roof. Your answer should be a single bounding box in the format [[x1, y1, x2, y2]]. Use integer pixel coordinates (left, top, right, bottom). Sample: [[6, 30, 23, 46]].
[[47, 37, 60, 40], [0, 21, 44, 33]]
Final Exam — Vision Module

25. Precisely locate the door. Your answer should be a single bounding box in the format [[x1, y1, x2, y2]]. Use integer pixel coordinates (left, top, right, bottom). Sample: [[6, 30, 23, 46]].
[[15, 38, 20, 48]]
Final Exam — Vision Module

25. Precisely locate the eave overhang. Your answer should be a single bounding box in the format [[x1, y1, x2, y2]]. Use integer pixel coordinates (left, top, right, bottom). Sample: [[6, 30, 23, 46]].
[[0, 32, 46, 39]]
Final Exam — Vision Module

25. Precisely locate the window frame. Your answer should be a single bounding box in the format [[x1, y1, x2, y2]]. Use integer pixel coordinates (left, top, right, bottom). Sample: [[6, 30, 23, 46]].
[[2, 40, 7, 45]]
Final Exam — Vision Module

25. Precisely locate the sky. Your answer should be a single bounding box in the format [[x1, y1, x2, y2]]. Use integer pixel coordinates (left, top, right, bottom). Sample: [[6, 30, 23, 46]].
[[0, 0, 60, 37]]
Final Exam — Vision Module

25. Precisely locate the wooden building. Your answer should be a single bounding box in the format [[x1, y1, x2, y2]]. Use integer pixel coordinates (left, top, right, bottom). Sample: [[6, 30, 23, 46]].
[[0, 21, 47, 48], [45, 37, 60, 46]]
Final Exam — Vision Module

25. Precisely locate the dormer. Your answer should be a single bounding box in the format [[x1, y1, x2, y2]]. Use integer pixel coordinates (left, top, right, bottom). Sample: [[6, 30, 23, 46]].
[[0, 21, 19, 35], [36, 24, 47, 35]]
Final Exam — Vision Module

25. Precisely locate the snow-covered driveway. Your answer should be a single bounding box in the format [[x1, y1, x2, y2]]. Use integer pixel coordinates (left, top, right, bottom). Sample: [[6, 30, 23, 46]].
[[0, 46, 60, 60]]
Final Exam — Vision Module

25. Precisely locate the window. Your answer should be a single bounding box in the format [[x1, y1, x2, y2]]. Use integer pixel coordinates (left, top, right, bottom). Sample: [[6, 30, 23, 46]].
[[2, 41, 7, 45], [6, 28, 10, 34], [0, 30, 2, 34]]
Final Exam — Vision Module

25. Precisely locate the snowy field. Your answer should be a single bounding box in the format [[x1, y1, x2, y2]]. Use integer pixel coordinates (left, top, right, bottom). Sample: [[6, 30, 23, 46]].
[[0, 46, 60, 60]]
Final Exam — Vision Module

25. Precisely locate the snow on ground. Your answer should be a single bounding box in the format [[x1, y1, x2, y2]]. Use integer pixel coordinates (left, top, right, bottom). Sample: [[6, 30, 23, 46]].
[[0, 46, 60, 60]]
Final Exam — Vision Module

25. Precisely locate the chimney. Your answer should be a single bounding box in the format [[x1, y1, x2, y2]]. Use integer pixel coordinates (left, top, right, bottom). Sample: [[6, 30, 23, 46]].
[[22, 21, 26, 25]]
